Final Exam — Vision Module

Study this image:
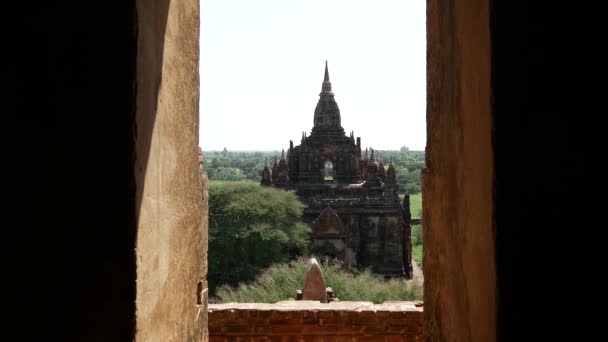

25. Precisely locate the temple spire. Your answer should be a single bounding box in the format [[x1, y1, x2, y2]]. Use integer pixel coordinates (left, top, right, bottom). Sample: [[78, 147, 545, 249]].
[[272, 155, 279, 184], [378, 160, 386, 181], [261, 157, 272, 186], [386, 162, 397, 183], [312, 60, 342, 132], [320, 60, 334, 96]]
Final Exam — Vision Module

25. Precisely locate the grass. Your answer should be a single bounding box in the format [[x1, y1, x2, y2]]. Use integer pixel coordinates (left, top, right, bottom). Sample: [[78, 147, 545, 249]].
[[408, 193, 422, 219], [412, 244, 423, 266], [411, 223, 423, 266], [400, 192, 422, 219], [398, 193, 423, 267], [212, 257, 423, 304], [411, 224, 422, 245]]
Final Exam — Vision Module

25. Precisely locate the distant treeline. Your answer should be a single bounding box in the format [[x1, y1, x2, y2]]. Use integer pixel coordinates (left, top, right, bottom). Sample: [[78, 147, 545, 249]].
[[202, 146, 424, 194]]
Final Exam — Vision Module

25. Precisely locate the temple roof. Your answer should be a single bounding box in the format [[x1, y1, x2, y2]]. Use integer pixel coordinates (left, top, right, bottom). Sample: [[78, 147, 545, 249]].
[[312, 61, 343, 134]]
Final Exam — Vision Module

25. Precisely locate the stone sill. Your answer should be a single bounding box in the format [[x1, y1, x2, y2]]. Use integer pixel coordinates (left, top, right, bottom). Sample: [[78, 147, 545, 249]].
[[209, 300, 423, 313]]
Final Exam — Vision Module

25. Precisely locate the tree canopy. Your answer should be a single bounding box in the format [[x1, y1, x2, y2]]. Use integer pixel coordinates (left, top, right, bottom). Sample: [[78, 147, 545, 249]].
[[208, 181, 310, 293]]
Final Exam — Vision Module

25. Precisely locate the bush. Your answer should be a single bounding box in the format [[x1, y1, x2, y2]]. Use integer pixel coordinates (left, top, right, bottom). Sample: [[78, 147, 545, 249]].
[[213, 257, 423, 304], [208, 181, 310, 294]]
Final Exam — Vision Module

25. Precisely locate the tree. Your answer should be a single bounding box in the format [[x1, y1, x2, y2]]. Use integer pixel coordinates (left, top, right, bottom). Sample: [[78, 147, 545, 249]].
[[208, 181, 310, 294], [211, 167, 247, 181], [210, 156, 231, 168]]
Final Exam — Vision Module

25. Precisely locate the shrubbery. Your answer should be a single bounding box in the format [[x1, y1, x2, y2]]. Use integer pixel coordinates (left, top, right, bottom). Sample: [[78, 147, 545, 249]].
[[212, 257, 423, 304]]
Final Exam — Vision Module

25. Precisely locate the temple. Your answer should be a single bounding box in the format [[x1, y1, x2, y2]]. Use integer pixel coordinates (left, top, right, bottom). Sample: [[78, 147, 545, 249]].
[[262, 62, 412, 278]]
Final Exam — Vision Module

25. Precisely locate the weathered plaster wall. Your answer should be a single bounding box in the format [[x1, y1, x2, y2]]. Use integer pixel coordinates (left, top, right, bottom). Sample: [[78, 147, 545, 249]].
[[209, 301, 423, 341], [135, 0, 208, 340], [424, 0, 496, 340]]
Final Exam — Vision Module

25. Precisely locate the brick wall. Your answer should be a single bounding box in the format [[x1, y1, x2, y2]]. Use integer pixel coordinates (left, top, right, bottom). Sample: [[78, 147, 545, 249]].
[[209, 301, 423, 341]]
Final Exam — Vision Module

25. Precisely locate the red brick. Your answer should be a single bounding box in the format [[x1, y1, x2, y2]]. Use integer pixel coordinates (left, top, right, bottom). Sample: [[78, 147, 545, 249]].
[[374, 312, 390, 322], [388, 312, 408, 325], [355, 336, 386, 342], [208, 302, 423, 341], [386, 325, 406, 334], [386, 336, 403, 342], [270, 324, 304, 334], [362, 324, 388, 334], [251, 337, 268, 342], [256, 310, 273, 321], [302, 336, 325, 342], [269, 311, 292, 325], [318, 311, 338, 325], [351, 312, 376, 326], [224, 325, 253, 334], [302, 311, 319, 324], [335, 337, 354, 342]]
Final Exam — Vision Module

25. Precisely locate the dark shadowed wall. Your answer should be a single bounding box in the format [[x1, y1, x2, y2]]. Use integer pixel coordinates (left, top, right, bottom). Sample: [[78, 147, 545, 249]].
[[424, 0, 495, 341], [11, 1, 207, 340]]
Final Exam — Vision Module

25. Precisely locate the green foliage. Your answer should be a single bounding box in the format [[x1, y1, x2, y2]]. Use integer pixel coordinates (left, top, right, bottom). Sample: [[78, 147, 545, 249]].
[[208, 181, 310, 294], [213, 257, 423, 304], [202, 148, 425, 194], [394, 167, 422, 195], [413, 194, 422, 219], [376, 148, 424, 194], [412, 244, 423, 267], [411, 224, 423, 246], [405, 193, 422, 219], [203, 150, 281, 182], [209, 167, 247, 181]]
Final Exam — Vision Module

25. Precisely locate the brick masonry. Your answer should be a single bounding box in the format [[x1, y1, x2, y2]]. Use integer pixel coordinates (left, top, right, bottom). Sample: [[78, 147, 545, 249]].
[[208, 301, 423, 341]]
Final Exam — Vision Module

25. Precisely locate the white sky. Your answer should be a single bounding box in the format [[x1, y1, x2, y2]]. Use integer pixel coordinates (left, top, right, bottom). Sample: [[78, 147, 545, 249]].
[[199, 0, 426, 151]]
